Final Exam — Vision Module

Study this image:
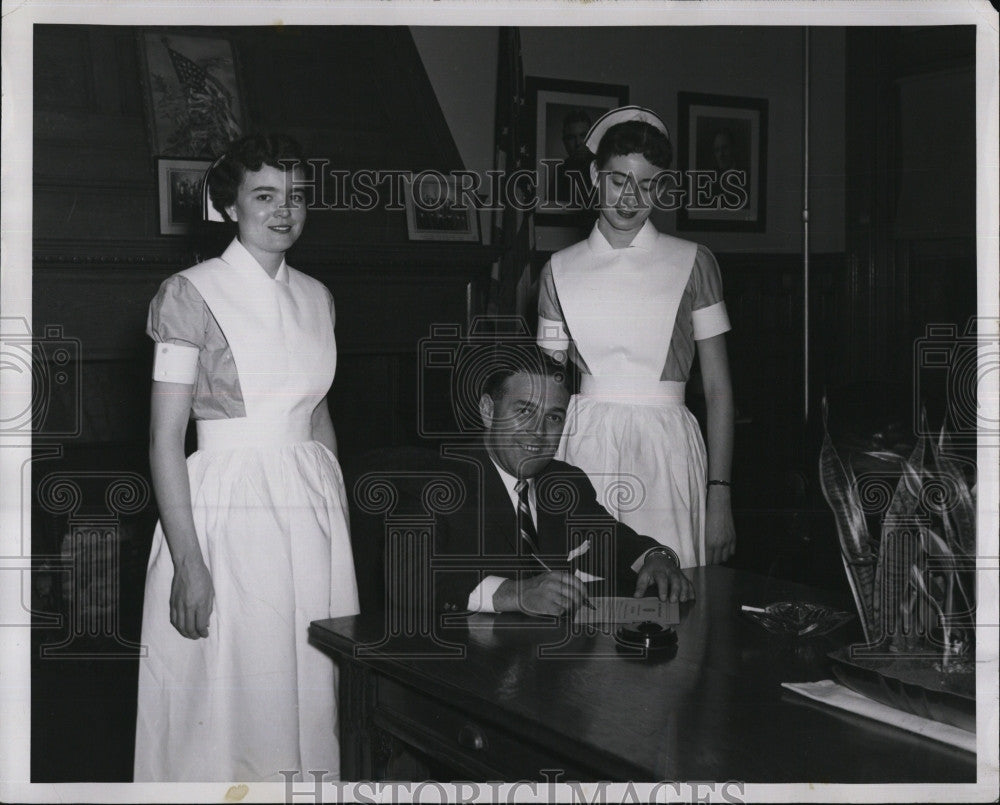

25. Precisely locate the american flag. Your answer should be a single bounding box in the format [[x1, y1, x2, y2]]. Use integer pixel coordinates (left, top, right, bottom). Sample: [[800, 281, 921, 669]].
[[162, 38, 241, 147], [487, 27, 535, 320]]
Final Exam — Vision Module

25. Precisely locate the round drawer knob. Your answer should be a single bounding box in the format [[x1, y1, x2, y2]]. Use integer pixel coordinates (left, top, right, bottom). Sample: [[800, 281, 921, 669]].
[[457, 723, 487, 751]]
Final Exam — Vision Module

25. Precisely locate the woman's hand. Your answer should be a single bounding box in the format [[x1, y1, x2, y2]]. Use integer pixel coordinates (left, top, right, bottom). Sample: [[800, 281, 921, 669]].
[[705, 485, 736, 564], [150, 377, 213, 638], [170, 555, 214, 639], [696, 333, 736, 565]]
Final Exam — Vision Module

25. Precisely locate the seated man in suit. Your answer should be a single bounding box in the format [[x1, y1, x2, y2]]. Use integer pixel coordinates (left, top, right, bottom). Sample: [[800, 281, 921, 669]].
[[429, 343, 694, 617]]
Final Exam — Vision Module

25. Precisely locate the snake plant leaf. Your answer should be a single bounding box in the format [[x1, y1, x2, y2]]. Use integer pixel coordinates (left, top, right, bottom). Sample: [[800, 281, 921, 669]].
[[862, 450, 913, 464], [932, 421, 976, 558], [819, 403, 877, 644], [924, 527, 974, 625], [887, 432, 927, 520], [858, 435, 923, 642], [924, 527, 951, 554], [820, 432, 874, 561], [910, 563, 949, 654]]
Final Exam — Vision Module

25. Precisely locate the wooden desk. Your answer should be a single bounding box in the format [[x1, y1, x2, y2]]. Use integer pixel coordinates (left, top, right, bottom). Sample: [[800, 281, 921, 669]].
[[309, 566, 976, 782]]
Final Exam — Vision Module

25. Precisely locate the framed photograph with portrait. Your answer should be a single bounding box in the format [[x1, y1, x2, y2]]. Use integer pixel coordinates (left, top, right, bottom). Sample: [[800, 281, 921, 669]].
[[676, 92, 768, 232], [139, 31, 245, 157], [157, 158, 211, 235], [404, 173, 481, 243], [526, 76, 629, 226]]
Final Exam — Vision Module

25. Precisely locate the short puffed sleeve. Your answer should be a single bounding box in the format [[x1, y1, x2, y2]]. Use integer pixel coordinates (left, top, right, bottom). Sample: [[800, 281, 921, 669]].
[[326, 285, 336, 329], [536, 261, 570, 353], [147, 275, 207, 384], [690, 245, 732, 341]]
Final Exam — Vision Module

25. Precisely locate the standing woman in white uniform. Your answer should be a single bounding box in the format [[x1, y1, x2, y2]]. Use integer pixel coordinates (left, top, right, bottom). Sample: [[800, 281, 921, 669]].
[[537, 106, 736, 568], [134, 133, 360, 782]]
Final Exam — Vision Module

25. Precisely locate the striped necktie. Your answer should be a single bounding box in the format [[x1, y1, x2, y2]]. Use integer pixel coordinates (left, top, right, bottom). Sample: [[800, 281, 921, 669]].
[[514, 478, 541, 556]]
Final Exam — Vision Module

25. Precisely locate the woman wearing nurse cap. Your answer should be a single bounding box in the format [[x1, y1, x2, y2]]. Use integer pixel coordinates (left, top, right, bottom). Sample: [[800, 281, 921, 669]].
[[536, 105, 736, 569], [135, 133, 359, 781]]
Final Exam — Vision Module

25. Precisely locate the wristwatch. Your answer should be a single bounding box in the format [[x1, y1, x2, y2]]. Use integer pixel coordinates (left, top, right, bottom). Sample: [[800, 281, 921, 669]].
[[644, 546, 680, 568]]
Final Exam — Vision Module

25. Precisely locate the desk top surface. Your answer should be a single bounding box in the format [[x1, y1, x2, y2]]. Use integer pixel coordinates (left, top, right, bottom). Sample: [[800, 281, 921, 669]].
[[310, 566, 976, 783]]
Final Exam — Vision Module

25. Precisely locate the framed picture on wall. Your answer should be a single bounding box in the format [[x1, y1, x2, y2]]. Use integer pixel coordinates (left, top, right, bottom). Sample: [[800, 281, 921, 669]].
[[404, 173, 481, 243], [526, 76, 629, 225], [138, 31, 245, 158], [157, 158, 212, 235], [676, 92, 768, 232]]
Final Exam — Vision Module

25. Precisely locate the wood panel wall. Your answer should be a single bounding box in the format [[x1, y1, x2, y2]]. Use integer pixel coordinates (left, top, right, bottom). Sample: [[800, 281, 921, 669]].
[[844, 27, 977, 420]]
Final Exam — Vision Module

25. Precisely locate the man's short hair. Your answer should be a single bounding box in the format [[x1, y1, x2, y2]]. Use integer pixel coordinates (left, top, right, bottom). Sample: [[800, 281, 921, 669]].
[[480, 343, 569, 402]]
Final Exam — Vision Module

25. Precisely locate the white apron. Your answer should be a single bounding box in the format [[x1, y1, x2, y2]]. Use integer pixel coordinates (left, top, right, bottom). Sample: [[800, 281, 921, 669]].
[[552, 227, 707, 567], [135, 241, 359, 782]]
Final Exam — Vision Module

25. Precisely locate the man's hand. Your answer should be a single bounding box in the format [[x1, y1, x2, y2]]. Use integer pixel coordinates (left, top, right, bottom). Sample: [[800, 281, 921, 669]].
[[493, 572, 588, 616], [705, 485, 736, 564], [634, 553, 694, 603]]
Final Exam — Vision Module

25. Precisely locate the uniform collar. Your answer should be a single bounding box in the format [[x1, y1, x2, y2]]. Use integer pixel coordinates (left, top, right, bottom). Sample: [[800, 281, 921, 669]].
[[221, 238, 290, 283], [587, 219, 658, 253]]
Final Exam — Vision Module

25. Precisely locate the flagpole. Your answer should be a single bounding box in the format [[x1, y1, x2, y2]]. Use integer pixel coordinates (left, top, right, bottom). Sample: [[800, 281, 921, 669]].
[[803, 27, 810, 425], [488, 27, 534, 323]]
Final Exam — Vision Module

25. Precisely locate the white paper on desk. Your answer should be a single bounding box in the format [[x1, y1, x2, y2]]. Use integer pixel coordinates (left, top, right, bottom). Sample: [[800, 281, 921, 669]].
[[782, 680, 976, 753], [573, 597, 680, 626]]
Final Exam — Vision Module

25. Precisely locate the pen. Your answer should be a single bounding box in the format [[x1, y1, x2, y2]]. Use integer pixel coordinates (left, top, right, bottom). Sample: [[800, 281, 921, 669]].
[[533, 553, 596, 610]]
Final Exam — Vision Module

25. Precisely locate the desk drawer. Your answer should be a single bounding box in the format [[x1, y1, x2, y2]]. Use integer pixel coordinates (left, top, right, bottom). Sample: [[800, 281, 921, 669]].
[[375, 676, 590, 780]]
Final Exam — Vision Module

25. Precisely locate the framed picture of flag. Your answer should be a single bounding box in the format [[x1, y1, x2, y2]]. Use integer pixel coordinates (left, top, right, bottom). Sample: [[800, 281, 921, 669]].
[[138, 31, 245, 158]]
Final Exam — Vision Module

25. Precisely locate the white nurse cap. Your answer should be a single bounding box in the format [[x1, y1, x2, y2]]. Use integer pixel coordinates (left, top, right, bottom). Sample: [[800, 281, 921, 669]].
[[584, 105, 670, 153], [202, 155, 226, 223]]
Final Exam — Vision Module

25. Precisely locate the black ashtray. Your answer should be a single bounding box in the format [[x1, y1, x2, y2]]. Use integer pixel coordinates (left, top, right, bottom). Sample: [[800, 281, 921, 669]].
[[614, 621, 678, 656]]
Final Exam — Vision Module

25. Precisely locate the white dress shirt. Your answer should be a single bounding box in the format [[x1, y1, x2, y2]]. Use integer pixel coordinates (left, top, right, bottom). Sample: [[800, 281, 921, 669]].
[[465, 459, 533, 613], [465, 459, 658, 613]]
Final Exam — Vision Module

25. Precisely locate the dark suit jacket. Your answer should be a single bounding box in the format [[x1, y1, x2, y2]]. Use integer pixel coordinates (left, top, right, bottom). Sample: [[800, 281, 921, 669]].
[[347, 445, 661, 614]]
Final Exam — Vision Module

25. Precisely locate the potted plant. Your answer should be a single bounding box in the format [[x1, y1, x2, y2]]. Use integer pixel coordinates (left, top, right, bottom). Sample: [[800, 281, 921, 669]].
[[818, 399, 976, 732]]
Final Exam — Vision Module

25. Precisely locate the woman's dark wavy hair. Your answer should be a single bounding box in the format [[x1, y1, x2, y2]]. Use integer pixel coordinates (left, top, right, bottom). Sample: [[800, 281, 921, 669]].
[[207, 133, 305, 221], [594, 120, 673, 170]]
